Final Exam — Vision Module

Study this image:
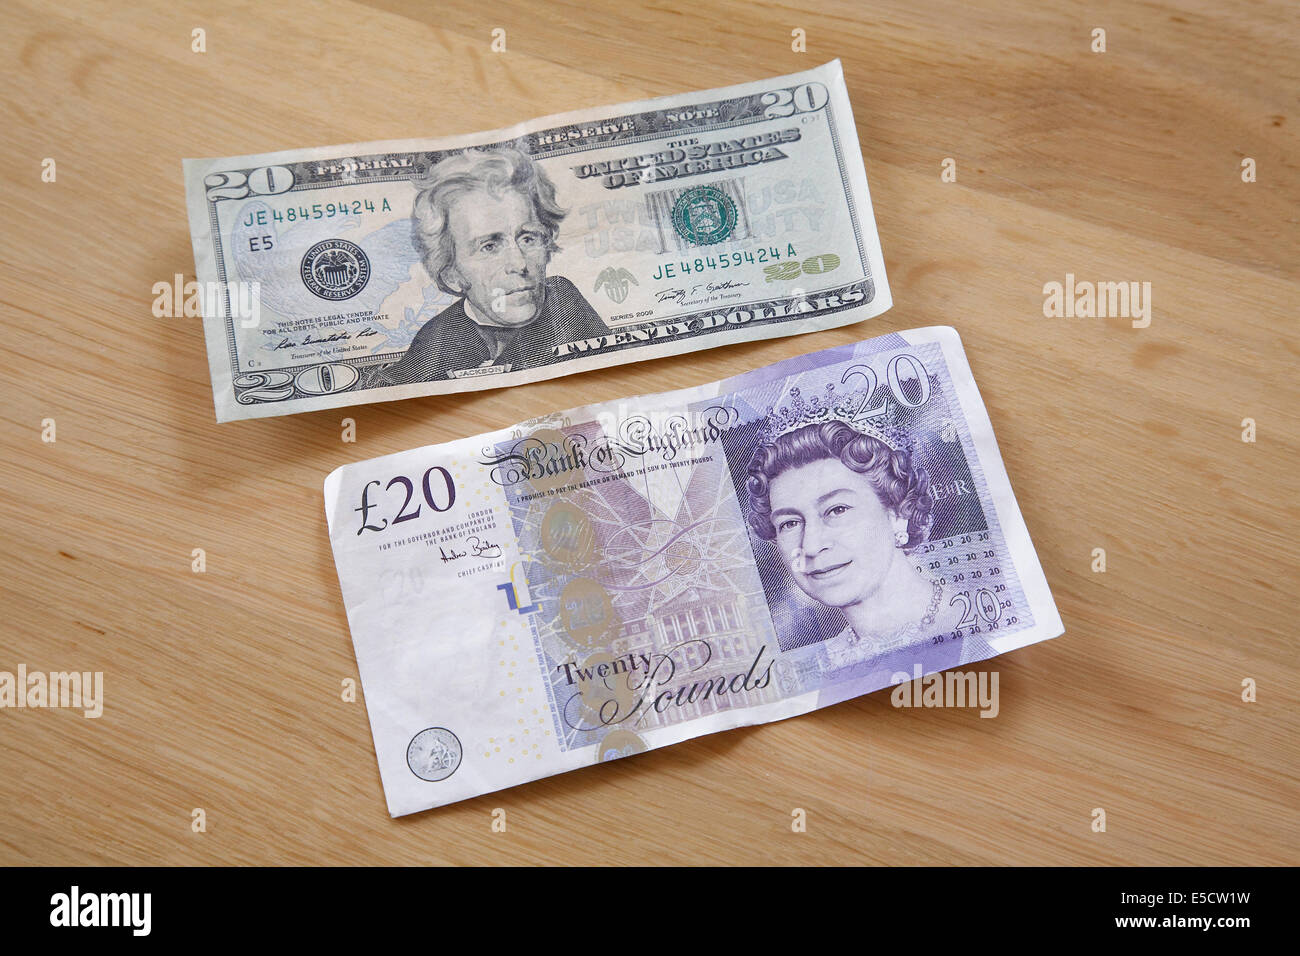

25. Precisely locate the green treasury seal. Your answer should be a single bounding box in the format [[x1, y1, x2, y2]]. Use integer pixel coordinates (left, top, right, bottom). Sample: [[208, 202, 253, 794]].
[[671, 185, 738, 246]]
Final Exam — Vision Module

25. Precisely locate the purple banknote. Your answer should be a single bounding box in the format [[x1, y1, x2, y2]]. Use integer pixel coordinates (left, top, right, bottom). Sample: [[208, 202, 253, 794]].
[[325, 325, 1063, 815]]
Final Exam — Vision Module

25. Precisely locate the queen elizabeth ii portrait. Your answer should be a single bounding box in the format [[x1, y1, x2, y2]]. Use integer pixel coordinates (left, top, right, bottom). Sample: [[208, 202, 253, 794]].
[[368, 147, 607, 385], [745, 386, 961, 665]]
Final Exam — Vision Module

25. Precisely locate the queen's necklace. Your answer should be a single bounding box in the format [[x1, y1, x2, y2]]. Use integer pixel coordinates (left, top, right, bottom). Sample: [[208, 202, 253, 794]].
[[848, 578, 943, 646]]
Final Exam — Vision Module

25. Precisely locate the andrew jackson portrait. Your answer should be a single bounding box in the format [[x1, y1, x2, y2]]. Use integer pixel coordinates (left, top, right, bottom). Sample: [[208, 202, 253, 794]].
[[369, 148, 607, 384]]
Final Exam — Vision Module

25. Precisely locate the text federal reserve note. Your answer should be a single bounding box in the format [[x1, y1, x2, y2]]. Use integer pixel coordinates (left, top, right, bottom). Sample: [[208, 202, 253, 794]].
[[323, 326, 1063, 816], [183, 60, 890, 421]]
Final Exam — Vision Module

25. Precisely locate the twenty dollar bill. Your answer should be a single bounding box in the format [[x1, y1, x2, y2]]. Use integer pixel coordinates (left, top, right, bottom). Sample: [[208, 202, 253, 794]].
[[324, 326, 1063, 816], [184, 60, 890, 421]]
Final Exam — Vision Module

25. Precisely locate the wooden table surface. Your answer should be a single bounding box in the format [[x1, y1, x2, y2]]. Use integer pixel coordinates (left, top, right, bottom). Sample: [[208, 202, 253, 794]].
[[1, 0, 1296, 866]]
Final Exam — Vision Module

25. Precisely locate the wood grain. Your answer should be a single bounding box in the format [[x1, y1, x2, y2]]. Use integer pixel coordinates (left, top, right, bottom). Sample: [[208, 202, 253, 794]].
[[0, 0, 1295, 865]]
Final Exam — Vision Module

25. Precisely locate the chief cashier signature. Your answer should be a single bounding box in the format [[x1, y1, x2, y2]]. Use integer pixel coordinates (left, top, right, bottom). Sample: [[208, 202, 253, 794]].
[[438, 536, 503, 563]]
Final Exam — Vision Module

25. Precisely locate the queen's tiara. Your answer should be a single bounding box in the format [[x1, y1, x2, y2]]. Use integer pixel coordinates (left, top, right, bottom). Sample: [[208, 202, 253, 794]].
[[759, 383, 909, 452]]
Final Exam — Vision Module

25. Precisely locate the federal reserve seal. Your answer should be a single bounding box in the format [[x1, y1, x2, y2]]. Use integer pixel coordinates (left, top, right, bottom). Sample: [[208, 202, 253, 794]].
[[671, 185, 737, 246], [300, 238, 371, 300], [406, 727, 462, 782]]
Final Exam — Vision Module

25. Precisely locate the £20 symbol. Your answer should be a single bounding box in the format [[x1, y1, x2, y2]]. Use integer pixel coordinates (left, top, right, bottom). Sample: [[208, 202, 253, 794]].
[[355, 466, 456, 535]]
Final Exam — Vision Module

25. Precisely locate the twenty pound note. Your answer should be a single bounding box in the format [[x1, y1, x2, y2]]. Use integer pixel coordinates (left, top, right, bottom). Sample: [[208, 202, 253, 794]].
[[183, 60, 890, 421], [324, 326, 1063, 816]]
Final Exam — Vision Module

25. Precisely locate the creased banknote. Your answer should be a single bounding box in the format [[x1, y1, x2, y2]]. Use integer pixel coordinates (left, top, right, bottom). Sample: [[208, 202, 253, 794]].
[[324, 325, 1063, 816], [183, 60, 890, 421]]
